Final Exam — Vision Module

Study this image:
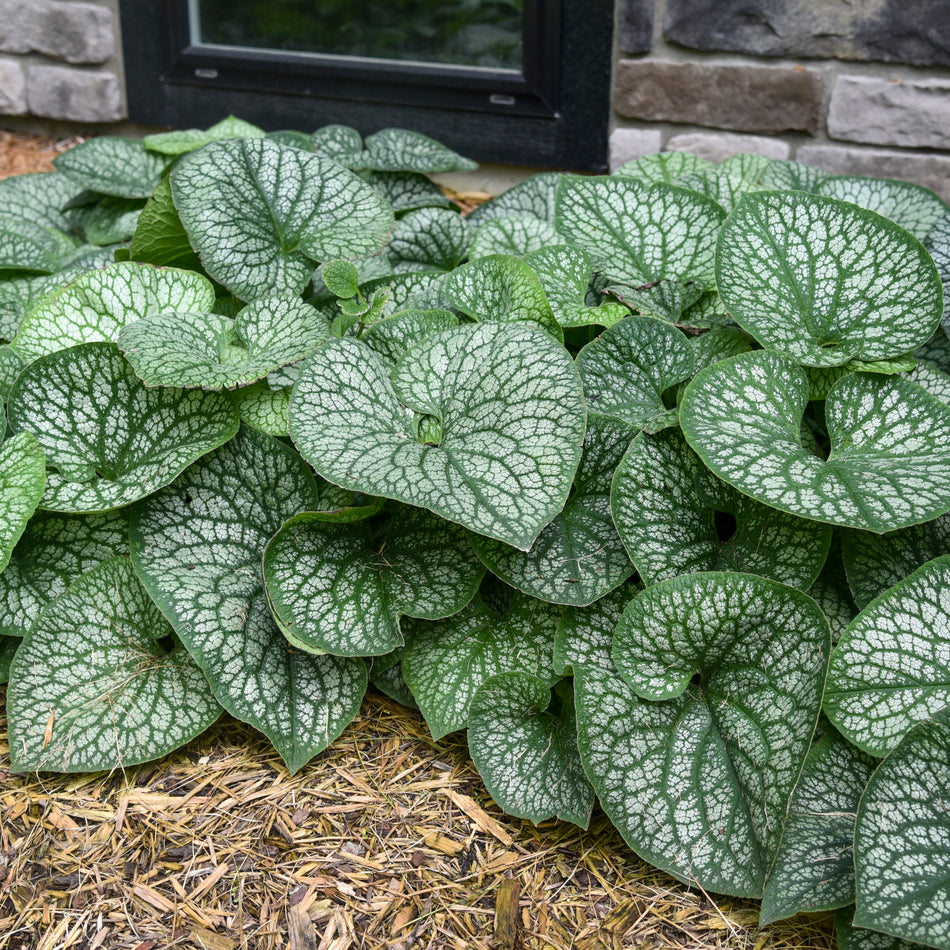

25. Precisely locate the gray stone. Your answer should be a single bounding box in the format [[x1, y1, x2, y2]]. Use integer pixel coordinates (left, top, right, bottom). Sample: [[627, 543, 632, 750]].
[[828, 75, 950, 150], [614, 61, 823, 134], [617, 0, 653, 54], [796, 144, 950, 203], [27, 65, 125, 122], [664, 0, 950, 67], [609, 127, 663, 170], [0, 1, 114, 65], [0, 57, 25, 115], [665, 132, 791, 163]]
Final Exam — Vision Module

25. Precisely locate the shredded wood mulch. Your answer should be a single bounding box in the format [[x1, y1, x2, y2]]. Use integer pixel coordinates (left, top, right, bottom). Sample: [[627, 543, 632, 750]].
[[0, 129, 837, 950]]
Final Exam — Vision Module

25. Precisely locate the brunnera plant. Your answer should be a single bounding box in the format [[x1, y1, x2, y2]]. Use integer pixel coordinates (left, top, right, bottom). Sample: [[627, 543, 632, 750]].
[[1, 119, 949, 948]]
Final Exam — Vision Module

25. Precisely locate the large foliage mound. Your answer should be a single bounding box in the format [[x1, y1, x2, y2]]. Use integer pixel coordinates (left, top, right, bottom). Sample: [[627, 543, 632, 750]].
[[2, 122, 950, 949]]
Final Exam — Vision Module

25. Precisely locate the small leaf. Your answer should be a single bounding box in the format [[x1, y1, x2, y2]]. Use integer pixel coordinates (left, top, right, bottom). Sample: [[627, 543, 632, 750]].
[[362, 128, 477, 173], [0, 217, 63, 274], [289, 324, 586, 551], [117, 294, 329, 390], [264, 504, 484, 657], [401, 586, 562, 740], [171, 139, 394, 300], [680, 350, 950, 533], [321, 260, 360, 299], [53, 137, 169, 199], [361, 309, 458, 366], [716, 191, 943, 366], [366, 171, 456, 214], [0, 171, 86, 234], [469, 674, 594, 827], [6, 557, 221, 773], [612, 152, 713, 184], [470, 413, 636, 606], [606, 277, 705, 324], [130, 426, 367, 773], [759, 160, 829, 192], [0, 433, 46, 573], [468, 217, 562, 260], [143, 115, 266, 155], [75, 197, 143, 247], [675, 153, 773, 212], [760, 728, 876, 924], [612, 427, 831, 589], [387, 207, 470, 272], [466, 172, 561, 226], [825, 555, 950, 757], [575, 316, 695, 432], [310, 124, 364, 166], [853, 707, 950, 947], [7, 342, 238, 513], [12, 261, 216, 363]]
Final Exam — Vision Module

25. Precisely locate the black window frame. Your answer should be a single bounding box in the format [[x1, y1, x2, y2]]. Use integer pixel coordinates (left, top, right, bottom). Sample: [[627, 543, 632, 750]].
[[120, 0, 613, 170]]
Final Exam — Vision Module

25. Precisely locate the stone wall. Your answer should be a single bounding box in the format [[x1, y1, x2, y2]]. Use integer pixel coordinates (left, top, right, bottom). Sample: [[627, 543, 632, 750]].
[[612, 0, 950, 200], [0, 0, 125, 124]]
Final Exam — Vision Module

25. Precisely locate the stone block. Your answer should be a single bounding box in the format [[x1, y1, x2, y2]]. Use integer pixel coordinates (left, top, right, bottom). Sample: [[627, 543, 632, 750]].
[[828, 75, 950, 150], [0, 0, 114, 65], [0, 57, 25, 115], [664, 0, 950, 67], [796, 144, 950, 204], [614, 61, 824, 135], [609, 127, 663, 170], [27, 64, 125, 122], [665, 132, 791, 163], [617, 0, 653, 54]]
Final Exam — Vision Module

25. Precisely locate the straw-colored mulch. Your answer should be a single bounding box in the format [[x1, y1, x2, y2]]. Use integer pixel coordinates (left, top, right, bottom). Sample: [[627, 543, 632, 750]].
[[0, 128, 837, 950]]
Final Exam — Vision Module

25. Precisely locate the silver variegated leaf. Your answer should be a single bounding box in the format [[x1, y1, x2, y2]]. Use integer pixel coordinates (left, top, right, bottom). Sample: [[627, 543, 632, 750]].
[[386, 207, 470, 272], [675, 153, 772, 212], [0, 217, 65, 274], [468, 217, 562, 260], [263, 504, 484, 657], [825, 555, 950, 757], [7, 342, 238, 513], [130, 426, 367, 773], [362, 309, 458, 366], [366, 171, 457, 214], [469, 675, 594, 828], [0, 432, 45, 573], [53, 137, 169, 199], [0, 345, 23, 404], [6, 557, 221, 773], [716, 191, 943, 367], [0, 171, 86, 234], [575, 571, 829, 897], [808, 537, 859, 645], [171, 139, 394, 300], [680, 350, 950, 533], [466, 172, 561, 226], [128, 177, 203, 271], [117, 294, 329, 390], [310, 125, 364, 166], [605, 277, 705, 324], [12, 261, 216, 363], [574, 316, 694, 432], [555, 175, 726, 287], [469, 413, 636, 606], [816, 175, 948, 242], [853, 707, 950, 947], [908, 359, 950, 405], [758, 160, 829, 192], [925, 210, 950, 327], [75, 197, 142, 247], [760, 728, 876, 925], [836, 910, 930, 950], [361, 128, 477, 173], [289, 323, 586, 551], [401, 585, 562, 740], [612, 152, 713, 184], [143, 115, 266, 155], [612, 427, 831, 589]]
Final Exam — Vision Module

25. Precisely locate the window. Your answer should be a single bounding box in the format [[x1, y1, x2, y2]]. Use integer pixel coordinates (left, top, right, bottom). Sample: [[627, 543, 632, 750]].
[[120, 0, 613, 169]]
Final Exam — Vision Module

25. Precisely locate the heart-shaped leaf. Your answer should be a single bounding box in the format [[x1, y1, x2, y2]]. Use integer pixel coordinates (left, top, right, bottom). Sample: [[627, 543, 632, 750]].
[[361, 309, 458, 365], [716, 191, 943, 367], [612, 152, 713, 184], [6, 557, 221, 772], [760, 727, 876, 924], [576, 571, 829, 897], [469, 413, 636, 606], [612, 427, 831, 589], [759, 160, 829, 192], [680, 350, 950, 533], [75, 197, 142, 246], [0, 171, 86, 234], [468, 217, 562, 260], [171, 139, 394, 300], [361, 128, 477, 173], [128, 177, 203, 271], [816, 176, 948, 242], [853, 707, 950, 947], [130, 426, 367, 773], [552, 581, 640, 675], [386, 207, 470, 272], [0, 217, 65, 274], [441, 255, 562, 340], [468, 674, 594, 827], [555, 175, 726, 287], [0, 345, 23, 403], [825, 555, 950, 757], [0, 508, 129, 639], [676, 153, 772, 212], [523, 245, 628, 328], [366, 171, 456, 215], [53, 137, 169, 199], [263, 504, 484, 657], [311, 124, 364, 166], [605, 277, 705, 324], [12, 261, 216, 363], [401, 584, 562, 739], [466, 172, 561, 226], [574, 316, 695, 432], [117, 295, 329, 390], [7, 342, 238, 513], [0, 433, 45, 573], [143, 115, 266, 155], [289, 323, 586, 551]]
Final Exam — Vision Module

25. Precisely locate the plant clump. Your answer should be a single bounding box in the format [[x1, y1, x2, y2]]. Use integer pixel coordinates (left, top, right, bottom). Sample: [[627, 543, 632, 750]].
[[1, 120, 950, 949]]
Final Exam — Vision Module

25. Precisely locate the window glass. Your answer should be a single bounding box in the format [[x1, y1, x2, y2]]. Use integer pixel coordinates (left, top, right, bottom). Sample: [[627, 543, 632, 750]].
[[190, 0, 525, 70]]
